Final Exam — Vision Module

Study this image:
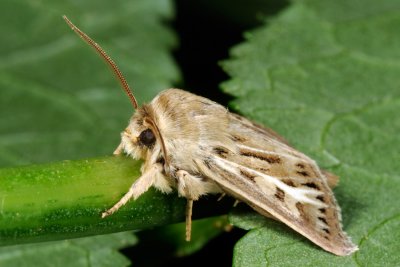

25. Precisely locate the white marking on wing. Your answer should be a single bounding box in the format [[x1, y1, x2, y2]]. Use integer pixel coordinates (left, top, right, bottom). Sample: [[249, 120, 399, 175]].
[[213, 156, 327, 207]]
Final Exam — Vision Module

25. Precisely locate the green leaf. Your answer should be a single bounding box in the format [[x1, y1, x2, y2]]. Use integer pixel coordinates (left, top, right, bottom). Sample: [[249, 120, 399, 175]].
[[0, 0, 179, 167], [222, 0, 400, 265], [0, 232, 137, 267]]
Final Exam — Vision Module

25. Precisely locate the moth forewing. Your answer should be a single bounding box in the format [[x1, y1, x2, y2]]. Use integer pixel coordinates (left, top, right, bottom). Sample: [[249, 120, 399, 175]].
[[205, 113, 357, 255], [64, 16, 357, 256]]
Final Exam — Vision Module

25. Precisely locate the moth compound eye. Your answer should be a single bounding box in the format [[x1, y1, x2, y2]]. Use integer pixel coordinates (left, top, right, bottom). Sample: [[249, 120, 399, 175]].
[[138, 129, 156, 147]]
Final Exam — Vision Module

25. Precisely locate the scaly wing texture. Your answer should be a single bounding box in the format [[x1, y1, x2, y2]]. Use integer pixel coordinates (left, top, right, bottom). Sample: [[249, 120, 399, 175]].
[[148, 89, 355, 255], [197, 113, 357, 256]]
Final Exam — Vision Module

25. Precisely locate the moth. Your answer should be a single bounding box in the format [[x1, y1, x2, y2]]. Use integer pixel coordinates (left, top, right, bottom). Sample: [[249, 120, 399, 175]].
[[63, 16, 358, 256]]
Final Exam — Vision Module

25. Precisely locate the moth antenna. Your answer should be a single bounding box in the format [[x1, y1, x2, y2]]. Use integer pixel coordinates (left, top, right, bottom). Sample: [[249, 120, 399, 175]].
[[63, 15, 138, 109]]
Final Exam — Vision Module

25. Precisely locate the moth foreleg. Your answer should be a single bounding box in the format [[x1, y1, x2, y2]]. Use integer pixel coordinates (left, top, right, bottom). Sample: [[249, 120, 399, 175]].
[[101, 163, 163, 218]]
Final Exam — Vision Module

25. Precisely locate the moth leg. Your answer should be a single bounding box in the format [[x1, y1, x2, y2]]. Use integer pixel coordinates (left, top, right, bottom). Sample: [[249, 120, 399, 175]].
[[101, 163, 162, 218], [218, 193, 240, 207], [217, 193, 226, 201], [185, 199, 193, 241], [175, 170, 206, 242], [175, 169, 222, 241], [113, 142, 124, 155], [175, 170, 216, 200]]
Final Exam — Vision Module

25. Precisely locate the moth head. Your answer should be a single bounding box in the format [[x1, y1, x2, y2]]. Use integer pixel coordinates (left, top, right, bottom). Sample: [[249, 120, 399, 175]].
[[119, 110, 159, 159], [63, 16, 167, 161]]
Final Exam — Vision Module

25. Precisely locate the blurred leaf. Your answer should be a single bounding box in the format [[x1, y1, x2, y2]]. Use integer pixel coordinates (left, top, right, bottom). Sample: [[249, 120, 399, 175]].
[[0, 0, 179, 167], [222, 0, 400, 266], [0, 232, 137, 267]]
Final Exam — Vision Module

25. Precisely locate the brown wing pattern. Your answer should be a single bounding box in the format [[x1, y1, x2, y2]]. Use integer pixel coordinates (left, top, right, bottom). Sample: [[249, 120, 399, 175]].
[[197, 113, 357, 256]]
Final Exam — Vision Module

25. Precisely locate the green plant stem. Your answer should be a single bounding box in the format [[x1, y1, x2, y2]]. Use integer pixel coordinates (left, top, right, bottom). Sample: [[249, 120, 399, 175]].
[[0, 156, 231, 246]]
